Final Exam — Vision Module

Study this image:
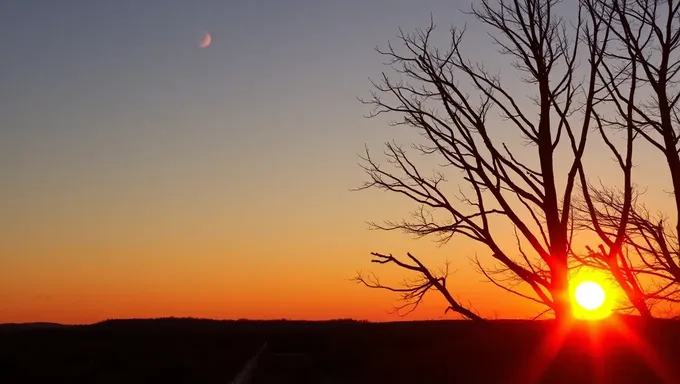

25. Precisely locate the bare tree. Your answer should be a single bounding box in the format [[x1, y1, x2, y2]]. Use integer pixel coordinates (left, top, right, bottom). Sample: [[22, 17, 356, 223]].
[[574, 187, 654, 317], [575, 0, 680, 316], [574, 187, 680, 315], [571, 0, 653, 317], [354, 0, 609, 321], [353, 252, 483, 321]]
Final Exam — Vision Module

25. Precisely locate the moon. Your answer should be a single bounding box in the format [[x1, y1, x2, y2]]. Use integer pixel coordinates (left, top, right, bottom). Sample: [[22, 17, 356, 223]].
[[199, 32, 211, 48]]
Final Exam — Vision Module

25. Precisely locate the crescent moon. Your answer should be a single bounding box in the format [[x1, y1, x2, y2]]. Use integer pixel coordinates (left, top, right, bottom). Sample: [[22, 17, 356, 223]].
[[199, 32, 211, 48]]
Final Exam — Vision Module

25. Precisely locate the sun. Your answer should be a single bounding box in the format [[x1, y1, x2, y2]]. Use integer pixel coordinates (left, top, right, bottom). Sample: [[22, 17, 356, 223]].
[[574, 281, 605, 310], [570, 277, 613, 320]]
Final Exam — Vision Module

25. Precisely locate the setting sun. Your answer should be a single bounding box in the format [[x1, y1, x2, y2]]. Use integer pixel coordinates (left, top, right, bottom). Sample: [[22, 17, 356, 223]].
[[574, 281, 606, 310], [570, 275, 614, 320]]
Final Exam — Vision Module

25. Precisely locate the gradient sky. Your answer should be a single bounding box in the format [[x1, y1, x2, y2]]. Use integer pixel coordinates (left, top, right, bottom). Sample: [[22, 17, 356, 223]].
[[0, 0, 676, 324]]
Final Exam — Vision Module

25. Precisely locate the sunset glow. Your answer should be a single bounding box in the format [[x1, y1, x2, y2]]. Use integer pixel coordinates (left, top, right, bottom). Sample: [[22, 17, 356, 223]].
[[5, 0, 680, 382], [570, 272, 614, 320], [574, 281, 605, 311], [0, 0, 676, 326]]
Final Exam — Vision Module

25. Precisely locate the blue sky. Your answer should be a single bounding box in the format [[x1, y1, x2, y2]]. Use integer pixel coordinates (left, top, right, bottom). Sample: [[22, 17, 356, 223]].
[[0, 0, 478, 246]]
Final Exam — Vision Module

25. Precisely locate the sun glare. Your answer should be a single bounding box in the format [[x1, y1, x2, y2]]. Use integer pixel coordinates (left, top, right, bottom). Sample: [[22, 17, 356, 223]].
[[570, 276, 613, 320], [574, 281, 605, 310]]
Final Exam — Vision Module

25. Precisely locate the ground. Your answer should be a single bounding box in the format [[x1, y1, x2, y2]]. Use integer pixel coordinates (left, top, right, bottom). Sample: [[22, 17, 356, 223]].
[[1, 317, 678, 383]]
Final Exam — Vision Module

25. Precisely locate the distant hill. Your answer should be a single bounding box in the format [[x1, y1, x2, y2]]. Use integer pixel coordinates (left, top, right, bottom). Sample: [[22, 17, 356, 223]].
[[0, 317, 371, 334], [0, 322, 76, 332], [0, 314, 667, 331], [94, 317, 368, 326], [0, 314, 669, 335]]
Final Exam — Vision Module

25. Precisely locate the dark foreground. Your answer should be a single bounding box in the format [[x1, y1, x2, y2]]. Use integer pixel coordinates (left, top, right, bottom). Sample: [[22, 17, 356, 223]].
[[1, 316, 680, 383]]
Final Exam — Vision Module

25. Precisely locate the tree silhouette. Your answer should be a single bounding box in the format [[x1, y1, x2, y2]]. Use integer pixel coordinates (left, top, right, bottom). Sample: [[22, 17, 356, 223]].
[[573, 0, 680, 317], [574, 187, 675, 316], [353, 252, 483, 320], [354, 0, 612, 321]]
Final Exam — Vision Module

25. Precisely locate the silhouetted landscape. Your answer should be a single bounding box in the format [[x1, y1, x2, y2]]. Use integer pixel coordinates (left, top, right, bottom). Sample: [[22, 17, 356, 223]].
[[9, 0, 680, 383], [2, 317, 680, 383]]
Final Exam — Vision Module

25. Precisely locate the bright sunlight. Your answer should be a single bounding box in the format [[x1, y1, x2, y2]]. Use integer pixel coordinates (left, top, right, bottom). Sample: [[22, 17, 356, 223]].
[[571, 277, 613, 320], [574, 281, 605, 310]]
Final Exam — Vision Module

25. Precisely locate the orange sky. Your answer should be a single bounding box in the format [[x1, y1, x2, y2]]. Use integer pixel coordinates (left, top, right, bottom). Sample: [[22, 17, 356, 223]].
[[2, 1, 679, 324]]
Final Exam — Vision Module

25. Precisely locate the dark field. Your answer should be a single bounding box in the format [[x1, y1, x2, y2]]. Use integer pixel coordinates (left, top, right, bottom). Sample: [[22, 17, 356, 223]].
[[2, 317, 680, 383]]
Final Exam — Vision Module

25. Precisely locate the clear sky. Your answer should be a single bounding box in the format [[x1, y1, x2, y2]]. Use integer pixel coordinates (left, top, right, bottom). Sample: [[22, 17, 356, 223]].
[[0, 0, 675, 324]]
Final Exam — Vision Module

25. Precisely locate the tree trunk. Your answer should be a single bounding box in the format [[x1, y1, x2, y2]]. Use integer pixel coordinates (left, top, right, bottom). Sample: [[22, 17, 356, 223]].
[[612, 252, 653, 318], [633, 298, 653, 318], [658, 91, 680, 246], [550, 258, 572, 321]]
